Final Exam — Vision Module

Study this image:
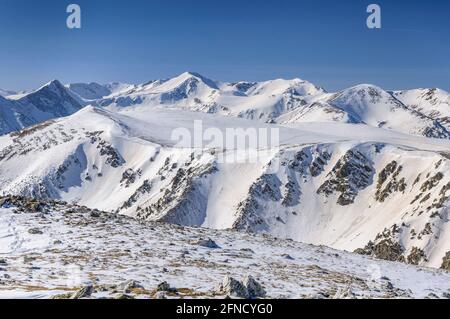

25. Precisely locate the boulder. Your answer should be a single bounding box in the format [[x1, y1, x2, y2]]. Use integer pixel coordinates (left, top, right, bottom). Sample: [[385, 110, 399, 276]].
[[118, 280, 143, 292], [156, 281, 176, 293], [28, 228, 43, 235], [196, 238, 220, 249], [441, 251, 450, 270], [71, 285, 94, 299], [243, 275, 266, 298], [217, 276, 248, 298]]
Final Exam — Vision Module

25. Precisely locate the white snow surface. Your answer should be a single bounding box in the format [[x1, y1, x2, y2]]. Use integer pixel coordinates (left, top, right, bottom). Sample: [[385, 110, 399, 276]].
[[0, 202, 449, 299]]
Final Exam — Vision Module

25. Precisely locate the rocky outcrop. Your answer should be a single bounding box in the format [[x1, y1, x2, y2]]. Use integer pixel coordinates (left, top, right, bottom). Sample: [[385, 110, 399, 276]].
[[317, 149, 374, 205], [86, 131, 125, 168], [233, 174, 282, 231], [136, 162, 218, 225], [215, 275, 266, 299], [375, 161, 407, 202], [441, 252, 450, 271], [407, 247, 427, 265]]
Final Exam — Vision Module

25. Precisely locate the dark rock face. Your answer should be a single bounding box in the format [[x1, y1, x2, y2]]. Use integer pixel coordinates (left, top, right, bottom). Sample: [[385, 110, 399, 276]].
[[86, 131, 125, 168], [371, 239, 405, 262], [120, 179, 152, 210], [375, 161, 407, 202], [441, 252, 450, 271], [407, 247, 426, 265], [355, 225, 406, 262], [309, 150, 331, 177], [282, 175, 301, 207], [0, 196, 51, 213], [410, 172, 446, 206], [317, 149, 374, 205], [120, 168, 142, 188], [233, 174, 282, 231], [136, 161, 218, 226]]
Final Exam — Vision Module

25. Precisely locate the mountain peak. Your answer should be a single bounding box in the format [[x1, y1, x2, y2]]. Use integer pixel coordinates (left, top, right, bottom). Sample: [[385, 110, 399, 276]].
[[176, 72, 219, 89], [36, 79, 66, 93]]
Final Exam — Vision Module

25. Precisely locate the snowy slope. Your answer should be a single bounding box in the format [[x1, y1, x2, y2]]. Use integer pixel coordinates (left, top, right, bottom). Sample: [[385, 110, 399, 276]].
[[99, 72, 327, 121], [67, 82, 112, 100], [0, 80, 84, 135], [0, 196, 449, 299], [393, 88, 450, 130], [66, 82, 134, 100], [0, 106, 449, 270], [317, 85, 449, 138]]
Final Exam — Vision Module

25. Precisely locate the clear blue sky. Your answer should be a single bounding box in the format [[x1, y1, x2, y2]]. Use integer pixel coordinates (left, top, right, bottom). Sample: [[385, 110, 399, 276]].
[[0, 0, 449, 91]]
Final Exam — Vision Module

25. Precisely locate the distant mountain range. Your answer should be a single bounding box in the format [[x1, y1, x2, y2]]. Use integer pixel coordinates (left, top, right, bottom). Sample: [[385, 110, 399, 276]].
[[1, 72, 449, 137]]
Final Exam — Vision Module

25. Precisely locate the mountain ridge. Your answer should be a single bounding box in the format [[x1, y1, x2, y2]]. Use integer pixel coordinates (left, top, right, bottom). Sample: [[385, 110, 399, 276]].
[[1, 72, 449, 139]]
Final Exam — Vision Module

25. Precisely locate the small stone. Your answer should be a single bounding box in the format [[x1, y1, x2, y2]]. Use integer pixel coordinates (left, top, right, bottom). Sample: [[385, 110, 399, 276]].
[[197, 238, 220, 249], [28, 228, 43, 235], [157, 281, 175, 292], [381, 280, 394, 290], [0, 259, 6, 265], [243, 275, 266, 299], [23, 256, 37, 263], [52, 293, 73, 299], [90, 211, 101, 218], [115, 294, 134, 299], [281, 254, 294, 260], [217, 276, 248, 298], [311, 292, 329, 299], [154, 291, 167, 299], [118, 280, 143, 293], [333, 287, 356, 299], [71, 285, 94, 299]]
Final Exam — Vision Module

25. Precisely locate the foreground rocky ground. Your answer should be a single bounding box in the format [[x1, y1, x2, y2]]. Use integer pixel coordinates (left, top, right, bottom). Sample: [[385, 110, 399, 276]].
[[0, 196, 449, 299]]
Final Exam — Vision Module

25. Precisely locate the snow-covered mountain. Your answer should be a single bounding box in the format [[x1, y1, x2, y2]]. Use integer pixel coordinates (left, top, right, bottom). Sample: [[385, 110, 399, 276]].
[[0, 105, 449, 270], [1, 73, 448, 139], [67, 82, 112, 100], [0, 80, 84, 135], [91, 72, 449, 139], [66, 82, 134, 100], [98, 72, 328, 121], [393, 88, 450, 130]]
